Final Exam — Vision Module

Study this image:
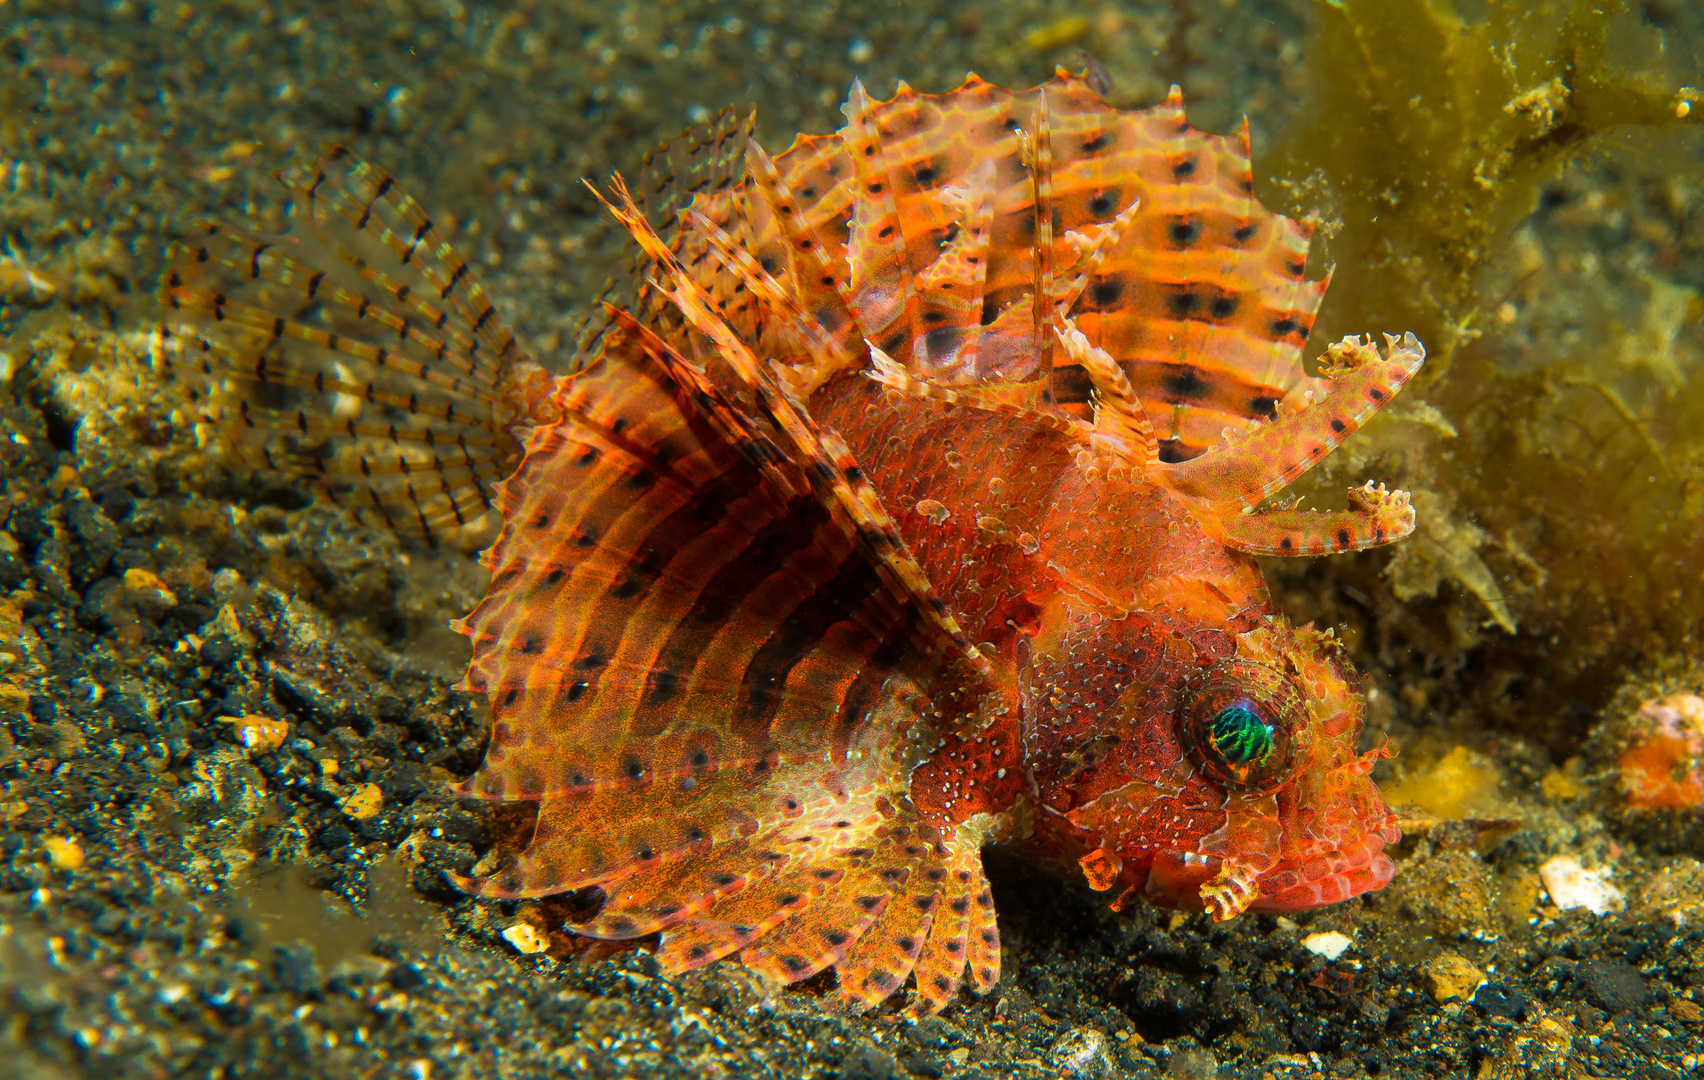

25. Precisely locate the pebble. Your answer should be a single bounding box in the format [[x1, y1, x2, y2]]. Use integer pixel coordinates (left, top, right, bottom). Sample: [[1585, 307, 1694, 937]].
[[501, 922, 549, 955], [1165, 1040, 1218, 1080], [272, 943, 321, 994], [199, 632, 239, 666], [1473, 982, 1528, 1020], [839, 1041, 901, 1080], [1577, 958, 1649, 1012], [1046, 1027, 1115, 1079], [1301, 930, 1354, 960], [43, 835, 84, 870], [338, 783, 385, 821], [223, 714, 289, 754], [1420, 952, 1488, 1004], [1538, 855, 1625, 915]]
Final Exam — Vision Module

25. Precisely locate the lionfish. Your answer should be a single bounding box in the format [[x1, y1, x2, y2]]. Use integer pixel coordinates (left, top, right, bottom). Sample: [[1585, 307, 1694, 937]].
[[157, 69, 1421, 1015]]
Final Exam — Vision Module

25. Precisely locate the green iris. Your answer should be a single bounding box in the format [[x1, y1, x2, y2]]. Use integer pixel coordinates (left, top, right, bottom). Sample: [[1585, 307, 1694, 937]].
[[1208, 705, 1274, 766]]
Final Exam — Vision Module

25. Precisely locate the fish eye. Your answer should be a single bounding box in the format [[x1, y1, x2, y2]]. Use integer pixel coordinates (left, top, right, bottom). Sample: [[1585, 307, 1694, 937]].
[[1178, 660, 1308, 793]]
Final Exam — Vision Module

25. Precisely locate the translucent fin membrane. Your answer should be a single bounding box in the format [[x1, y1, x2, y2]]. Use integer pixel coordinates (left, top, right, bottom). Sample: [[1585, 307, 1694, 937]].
[[452, 311, 998, 1013], [682, 72, 1332, 462], [157, 146, 543, 538]]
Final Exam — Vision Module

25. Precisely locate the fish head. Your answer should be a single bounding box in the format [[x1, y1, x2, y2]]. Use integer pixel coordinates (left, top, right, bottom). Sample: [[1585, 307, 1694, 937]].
[[1058, 618, 1401, 919]]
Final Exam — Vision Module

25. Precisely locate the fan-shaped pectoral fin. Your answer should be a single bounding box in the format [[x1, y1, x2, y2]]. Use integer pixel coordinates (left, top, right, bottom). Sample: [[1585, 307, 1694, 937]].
[[1154, 332, 1426, 509], [1202, 480, 1417, 557]]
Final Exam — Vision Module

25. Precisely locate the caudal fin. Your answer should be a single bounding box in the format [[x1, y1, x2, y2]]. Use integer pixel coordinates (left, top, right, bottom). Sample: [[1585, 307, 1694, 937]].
[[157, 146, 546, 539]]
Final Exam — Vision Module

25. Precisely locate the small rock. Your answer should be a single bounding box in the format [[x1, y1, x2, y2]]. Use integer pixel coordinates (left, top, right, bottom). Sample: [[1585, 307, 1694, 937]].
[[1576, 958, 1648, 1013], [338, 782, 384, 820], [13, 981, 62, 1015], [357, 811, 405, 843], [223, 714, 288, 754], [1047, 1027, 1114, 1080], [1301, 930, 1354, 960], [43, 835, 83, 870], [501, 922, 549, 955], [26, 695, 56, 724], [272, 942, 321, 994], [318, 821, 354, 852], [121, 567, 177, 616], [1476, 1001, 1579, 1078], [1165, 1041, 1218, 1080], [199, 633, 239, 667], [66, 490, 119, 568], [1671, 997, 1703, 1024], [839, 1041, 901, 1080], [1538, 855, 1625, 915], [211, 567, 247, 605], [908, 1015, 968, 1051], [386, 962, 426, 991], [1473, 982, 1528, 1020], [1420, 951, 1487, 1004]]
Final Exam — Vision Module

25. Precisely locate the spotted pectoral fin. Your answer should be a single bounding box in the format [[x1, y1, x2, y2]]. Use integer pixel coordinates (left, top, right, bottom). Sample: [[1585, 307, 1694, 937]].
[[735, 818, 944, 1005], [542, 798, 1001, 1018], [451, 286, 999, 1015], [904, 843, 989, 1015], [1154, 332, 1426, 509], [1205, 481, 1416, 556]]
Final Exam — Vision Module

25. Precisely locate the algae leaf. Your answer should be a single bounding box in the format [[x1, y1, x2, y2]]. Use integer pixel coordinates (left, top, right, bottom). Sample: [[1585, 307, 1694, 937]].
[[1267, 0, 1699, 378]]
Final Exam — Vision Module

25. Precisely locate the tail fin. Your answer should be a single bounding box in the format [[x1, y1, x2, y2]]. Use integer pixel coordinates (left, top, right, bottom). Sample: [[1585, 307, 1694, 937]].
[[156, 146, 547, 539]]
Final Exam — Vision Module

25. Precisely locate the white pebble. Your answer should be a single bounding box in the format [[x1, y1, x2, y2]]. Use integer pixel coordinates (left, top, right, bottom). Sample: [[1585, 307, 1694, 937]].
[[1539, 855, 1625, 915], [501, 922, 550, 954], [1302, 931, 1354, 960]]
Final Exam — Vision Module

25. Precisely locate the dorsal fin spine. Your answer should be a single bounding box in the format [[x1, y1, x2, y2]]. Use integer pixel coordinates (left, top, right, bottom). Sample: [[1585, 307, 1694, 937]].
[[1028, 90, 1056, 383], [841, 80, 922, 356]]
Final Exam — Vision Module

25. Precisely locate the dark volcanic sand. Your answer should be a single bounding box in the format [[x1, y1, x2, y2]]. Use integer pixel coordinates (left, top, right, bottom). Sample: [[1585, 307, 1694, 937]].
[[1, 2, 1701, 1077]]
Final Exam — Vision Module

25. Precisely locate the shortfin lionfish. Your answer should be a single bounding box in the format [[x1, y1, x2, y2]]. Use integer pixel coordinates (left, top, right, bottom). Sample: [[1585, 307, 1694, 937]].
[[157, 69, 1420, 1015]]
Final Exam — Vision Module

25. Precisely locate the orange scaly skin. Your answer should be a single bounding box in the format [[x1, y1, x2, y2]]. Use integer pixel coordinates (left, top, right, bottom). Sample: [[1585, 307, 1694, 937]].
[[157, 70, 1417, 1016]]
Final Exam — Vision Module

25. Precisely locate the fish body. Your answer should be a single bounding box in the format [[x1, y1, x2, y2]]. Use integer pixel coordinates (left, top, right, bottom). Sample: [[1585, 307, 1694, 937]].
[[158, 69, 1420, 1014]]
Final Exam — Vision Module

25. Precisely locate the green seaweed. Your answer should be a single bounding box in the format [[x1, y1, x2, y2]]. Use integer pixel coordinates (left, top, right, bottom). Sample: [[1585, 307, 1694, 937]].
[[1258, 0, 1704, 743], [1268, 0, 1697, 369]]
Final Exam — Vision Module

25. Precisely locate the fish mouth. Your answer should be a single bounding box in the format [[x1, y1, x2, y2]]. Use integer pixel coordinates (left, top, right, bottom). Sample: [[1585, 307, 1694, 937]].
[[1244, 829, 1399, 913], [1140, 825, 1399, 916]]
